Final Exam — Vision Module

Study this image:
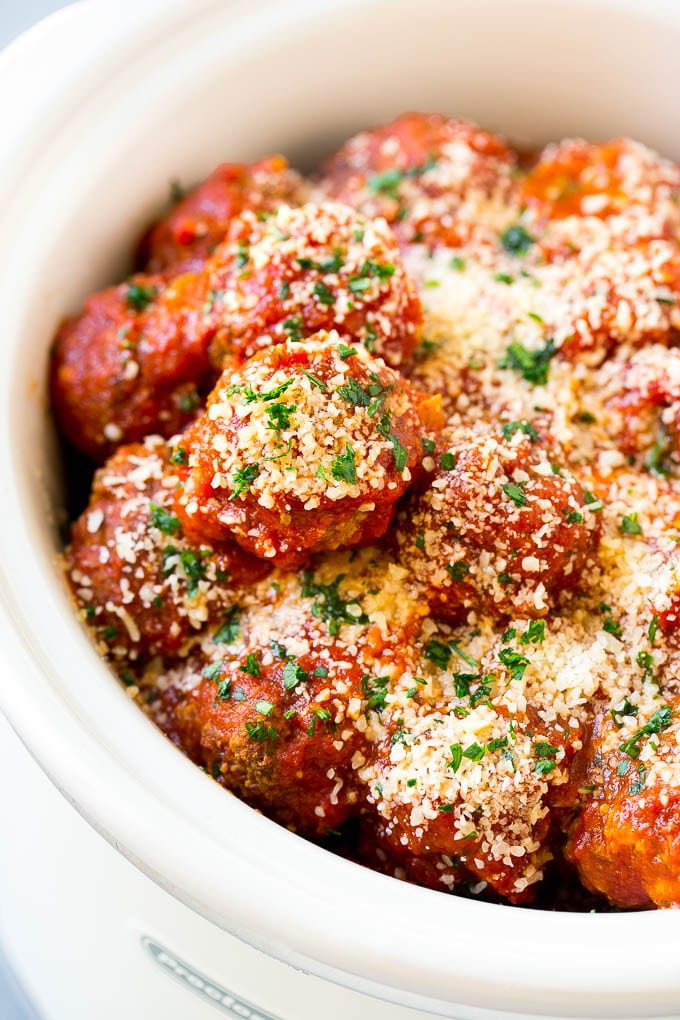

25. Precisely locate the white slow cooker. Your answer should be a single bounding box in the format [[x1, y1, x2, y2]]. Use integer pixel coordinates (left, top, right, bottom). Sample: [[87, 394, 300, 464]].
[[2, 2, 680, 1018]]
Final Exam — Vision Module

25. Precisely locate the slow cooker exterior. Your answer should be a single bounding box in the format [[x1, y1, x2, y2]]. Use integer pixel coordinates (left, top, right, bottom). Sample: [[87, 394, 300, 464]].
[[1, 2, 680, 1018]]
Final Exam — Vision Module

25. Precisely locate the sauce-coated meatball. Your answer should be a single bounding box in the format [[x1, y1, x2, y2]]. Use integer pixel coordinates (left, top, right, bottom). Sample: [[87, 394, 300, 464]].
[[396, 430, 600, 618], [51, 273, 219, 461], [205, 201, 422, 368], [566, 694, 680, 908], [318, 112, 518, 248], [176, 333, 440, 568], [521, 137, 680, 243], [139, 155, 309, 275], [146, 549, 429, 834], [67, 437, 269, 660]]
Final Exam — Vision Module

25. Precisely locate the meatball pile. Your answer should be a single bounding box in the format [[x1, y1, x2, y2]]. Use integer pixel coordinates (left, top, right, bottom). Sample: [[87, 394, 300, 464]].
[[55, 115, 680, 909]]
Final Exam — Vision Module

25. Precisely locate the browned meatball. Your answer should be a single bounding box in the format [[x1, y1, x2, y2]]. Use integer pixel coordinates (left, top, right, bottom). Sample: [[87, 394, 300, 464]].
[[318, 112, 518, 248], [520, 137, 680, 244], [566, 693, 680, 908], [51, 200, 422, 461], [175, 333, 441, 568], [138, 155, 309, 275], [204, 201, 422, 368], [603, 346, 680, 473], [550, 239, 680, 364], [146, 549, 429, 835], [50, 272, 220, 461], [347, 620, 585, 903], [66, 437, 269, 661], [395, 430, 601, 619]]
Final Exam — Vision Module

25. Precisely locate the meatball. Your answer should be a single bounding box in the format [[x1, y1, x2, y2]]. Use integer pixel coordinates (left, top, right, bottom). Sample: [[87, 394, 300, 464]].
[[66, 437, 269, 661], [146, 548, 429, 835], [566, 693, 680, 908], [602, 345, 680, 472], [549, 239, 680, 364], [396, 430, 600, 619], [205, 201, 422, 368], [318, 112, 519, 248], [138, 155, 309, 275], [50, 272, 220, 461], [175, 333, 440, 568], [350, 620, 582, 903], [521, 137, 680, 243]]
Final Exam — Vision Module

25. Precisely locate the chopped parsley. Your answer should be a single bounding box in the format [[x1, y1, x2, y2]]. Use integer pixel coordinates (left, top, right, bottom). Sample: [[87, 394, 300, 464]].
[[307, 707, 332, 737], [376, 413, 408, 472], [125, 282, 158, 311], [366, 167, 403, 197], [648, 615, 659, 645], [602, 616, 623, 638], [610, 697, 638, 729], [647, 424, 671, 478], [636, 650, 655, 681], [629, 763, 647, 796], [498, 647, 530, 682], [245, 720, 278, 743], [337, 376, 372, 407], [501, 420, 539, 442], [239, 653, 261, 677], [161, 546, 206, 596], [234, 243, 249, 269], [620, 513, 643, 535], [243, 378, 294, 403], [330, 443, 358, 485], [301, 571, 368, 635], [361, 674, 390, 714], [468, 674, 494, 708], [424, 639, 451, 671], [447, 743, 463, 772], [583, 490, 604, 512], [213, 606, 241, 645], [450, 641, 478, 669], [203, 660, 225, 681], [619, 706, 672, 759], [439, 451, 456, 471], [313, 281, 335, 305], [282, 659, 309, 690], [499, 338, 556, 386], [149, 502, 182, 536], [282, 315, 304, 341], [446, 560, 470, 582], [169, 445, 188, 466], [266, 401, 297, 432], [500, 223, 534, 256], [338, 343, 357, 359], [501, 481, 528, 507], [360, 258, 395, 280], [519, 620, 545, 645], [229, 463, 260, 501], [301, 369, 328, 391]]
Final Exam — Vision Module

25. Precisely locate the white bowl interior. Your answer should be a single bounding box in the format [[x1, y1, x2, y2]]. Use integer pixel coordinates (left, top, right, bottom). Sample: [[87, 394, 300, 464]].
[[2, 0, 680, 1016]]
